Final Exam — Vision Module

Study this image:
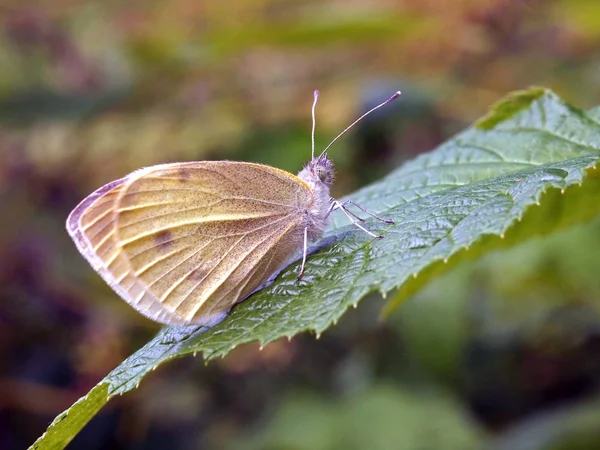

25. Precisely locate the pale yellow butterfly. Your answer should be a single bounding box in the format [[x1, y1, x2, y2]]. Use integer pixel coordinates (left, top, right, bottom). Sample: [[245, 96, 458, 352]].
[[66, 91, 400, 326]]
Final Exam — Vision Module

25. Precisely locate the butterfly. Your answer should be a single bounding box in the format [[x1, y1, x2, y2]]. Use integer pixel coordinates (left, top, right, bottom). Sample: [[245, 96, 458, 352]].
[[66, 90, 400, 326]]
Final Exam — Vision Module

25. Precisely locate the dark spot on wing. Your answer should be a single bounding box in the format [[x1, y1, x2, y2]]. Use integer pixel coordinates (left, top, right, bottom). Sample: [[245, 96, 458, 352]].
[[178, 167, 192, 182], [189, 266, 209, 281], [154, 230, 173, 250]]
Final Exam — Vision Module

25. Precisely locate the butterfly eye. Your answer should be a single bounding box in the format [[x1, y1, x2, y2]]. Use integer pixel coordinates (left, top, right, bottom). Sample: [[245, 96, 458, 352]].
[[315, 166, 328, 183]]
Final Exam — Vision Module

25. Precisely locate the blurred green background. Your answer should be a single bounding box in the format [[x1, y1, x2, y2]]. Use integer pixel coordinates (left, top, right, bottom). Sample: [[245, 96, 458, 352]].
[[2, 1, 600, 449]]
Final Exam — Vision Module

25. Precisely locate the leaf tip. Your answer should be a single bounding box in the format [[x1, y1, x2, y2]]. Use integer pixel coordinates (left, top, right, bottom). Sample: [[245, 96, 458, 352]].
[[475, 86, 548, 130]]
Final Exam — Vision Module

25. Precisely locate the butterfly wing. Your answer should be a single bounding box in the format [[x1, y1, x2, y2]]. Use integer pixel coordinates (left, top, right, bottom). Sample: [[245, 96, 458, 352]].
[[67, 161, 313, 325]]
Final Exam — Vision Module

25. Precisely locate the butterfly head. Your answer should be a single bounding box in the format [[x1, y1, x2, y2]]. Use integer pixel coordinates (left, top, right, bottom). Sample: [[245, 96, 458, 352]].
[[304, 89, 400, 190], [306, 154, 335, 187]]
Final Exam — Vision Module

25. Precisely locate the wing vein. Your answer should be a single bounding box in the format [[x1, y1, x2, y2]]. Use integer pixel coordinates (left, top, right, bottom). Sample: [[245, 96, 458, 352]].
[[169, 213, 295, 309], [118, 196, 294, 213], [159, 235, 245, 304], [146, 238, 214, 291], [120, 212, 290, 246], [126, 233, 193, 259], [91, 227, 116, 253], [168, 214, 294, 313], [204, 235, 280, 318], [134, 245, 195, 277], [81, 206, 116, 233], [186, 217, 300, 319]]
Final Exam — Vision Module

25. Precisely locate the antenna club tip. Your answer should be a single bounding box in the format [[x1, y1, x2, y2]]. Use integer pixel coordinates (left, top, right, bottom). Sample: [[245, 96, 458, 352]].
[[314, 90, 320, 97], [391, 90, 402, 100]]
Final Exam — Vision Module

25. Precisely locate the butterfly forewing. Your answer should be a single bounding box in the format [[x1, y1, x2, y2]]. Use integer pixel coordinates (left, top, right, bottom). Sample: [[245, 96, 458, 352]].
[[68, 161, 313, 325]]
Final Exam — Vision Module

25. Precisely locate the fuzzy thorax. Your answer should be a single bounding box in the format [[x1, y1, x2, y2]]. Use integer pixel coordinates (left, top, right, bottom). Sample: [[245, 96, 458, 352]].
[[297, 155, 335, 242]]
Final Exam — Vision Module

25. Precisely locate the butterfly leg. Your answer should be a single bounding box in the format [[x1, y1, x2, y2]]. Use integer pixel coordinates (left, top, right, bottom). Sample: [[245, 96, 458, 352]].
[[325, 200, 337, 218], [326, 200, 364, 222], [332, 200, 382, 239], [340, 205, 366, 222], [298, 227, 309, 280], [338, 200, 394, 224]]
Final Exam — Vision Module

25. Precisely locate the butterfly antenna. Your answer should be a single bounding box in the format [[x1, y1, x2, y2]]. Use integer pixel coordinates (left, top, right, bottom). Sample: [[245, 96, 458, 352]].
[[317, 90, 401, 159], [311, 90, 319, 159]]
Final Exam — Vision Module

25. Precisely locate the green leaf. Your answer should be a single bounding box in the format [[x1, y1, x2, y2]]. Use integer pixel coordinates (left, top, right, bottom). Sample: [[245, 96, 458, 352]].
[[31, 88, 600, 449], [30, 384, 109, 450]]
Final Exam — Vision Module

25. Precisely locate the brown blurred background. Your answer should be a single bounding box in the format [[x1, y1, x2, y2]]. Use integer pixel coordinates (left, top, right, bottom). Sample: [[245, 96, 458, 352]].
[[2, 1, 600, 449]]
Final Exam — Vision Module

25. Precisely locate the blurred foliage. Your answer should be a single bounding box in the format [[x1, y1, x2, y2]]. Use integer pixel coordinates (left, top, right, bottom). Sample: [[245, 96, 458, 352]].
[[2, 1, 600, 449], [236, 384, 483, 450]]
